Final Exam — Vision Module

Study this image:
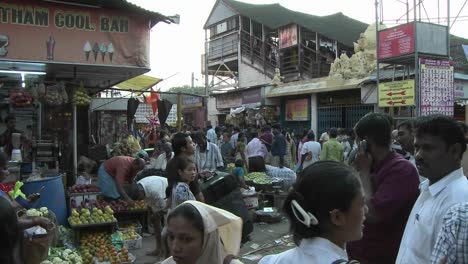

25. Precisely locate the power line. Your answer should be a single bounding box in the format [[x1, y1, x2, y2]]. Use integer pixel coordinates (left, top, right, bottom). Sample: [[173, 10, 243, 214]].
[[451, 0, 468, 28]]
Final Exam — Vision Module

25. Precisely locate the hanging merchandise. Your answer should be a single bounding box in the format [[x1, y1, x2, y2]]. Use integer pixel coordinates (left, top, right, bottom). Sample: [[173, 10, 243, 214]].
[[10, 90, 33, 108], [73, 81, 91, 106], [127, 97, 140, 131], [157, 99, 173, 125], [44, 81, 68, 106]]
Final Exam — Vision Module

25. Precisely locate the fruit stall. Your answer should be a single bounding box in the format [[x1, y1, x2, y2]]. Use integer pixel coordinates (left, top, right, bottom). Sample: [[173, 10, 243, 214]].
[[19, 182, 149, 264]]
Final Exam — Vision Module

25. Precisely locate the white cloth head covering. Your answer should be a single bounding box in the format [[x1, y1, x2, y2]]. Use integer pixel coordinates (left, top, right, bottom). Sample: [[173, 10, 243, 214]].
[[161, 200, 243, 264]]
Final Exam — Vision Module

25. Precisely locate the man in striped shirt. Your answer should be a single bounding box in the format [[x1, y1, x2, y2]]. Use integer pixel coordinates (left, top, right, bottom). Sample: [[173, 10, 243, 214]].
[[191, 132, 224, 178]]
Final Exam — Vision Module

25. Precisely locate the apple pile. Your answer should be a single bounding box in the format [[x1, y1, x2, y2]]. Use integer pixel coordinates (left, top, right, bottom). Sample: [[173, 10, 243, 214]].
[[120, 229, 138, 241], [68, 207, 116, 226], [90, 199, 146, 213], [80, 232, 112, 264], [68, 184, 101, 194], [117, 248, 131, 263]]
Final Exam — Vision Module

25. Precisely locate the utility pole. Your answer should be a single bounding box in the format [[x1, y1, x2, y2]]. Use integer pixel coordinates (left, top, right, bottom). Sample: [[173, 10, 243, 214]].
[[191, 72, 195, 89]]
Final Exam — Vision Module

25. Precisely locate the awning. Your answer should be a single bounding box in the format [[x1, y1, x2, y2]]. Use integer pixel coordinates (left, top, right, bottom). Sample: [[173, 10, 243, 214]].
[[114, 75, 162, 91], [267, 77, 367, 98]]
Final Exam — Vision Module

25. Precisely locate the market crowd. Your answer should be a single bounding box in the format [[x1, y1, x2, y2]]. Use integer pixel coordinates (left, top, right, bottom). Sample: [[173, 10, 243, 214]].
[[1, 113, 467, 264]]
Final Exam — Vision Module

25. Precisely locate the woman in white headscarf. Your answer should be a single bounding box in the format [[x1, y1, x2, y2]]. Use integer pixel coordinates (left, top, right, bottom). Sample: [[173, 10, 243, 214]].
[[162, 200, 244, 264]]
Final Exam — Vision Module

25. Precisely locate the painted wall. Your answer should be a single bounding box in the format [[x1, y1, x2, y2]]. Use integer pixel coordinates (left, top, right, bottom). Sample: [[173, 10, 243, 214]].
[[238, 59, 271, 88], [207, 96, 220, 126]]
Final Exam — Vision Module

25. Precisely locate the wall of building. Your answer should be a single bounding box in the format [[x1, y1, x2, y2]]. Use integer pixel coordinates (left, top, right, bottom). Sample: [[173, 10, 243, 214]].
[[207, 96, 220, 126], [205, 0, 237, 28], [238, 60, 272, 88]]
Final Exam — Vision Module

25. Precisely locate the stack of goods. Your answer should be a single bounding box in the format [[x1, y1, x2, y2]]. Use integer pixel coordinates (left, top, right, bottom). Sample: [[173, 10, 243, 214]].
[[114, 229, 142, 250], [70, 199, 146, 213], [26, 207, 50, 217], [44, 82, 68, 106], [10, 90, 33, 107], [245, 172, 272, 192], [118, 221, 142, 235], [73, 85, 92, 106], [245, 172, 271, 184], [68, 184, 101, 194], [90, 199, 146, 213], [57, 225, 74, 248], [40, 248, 83, 264], [80, 232, 133, 264], [68, 207, 116, 227], [111, 135, 141, 157]]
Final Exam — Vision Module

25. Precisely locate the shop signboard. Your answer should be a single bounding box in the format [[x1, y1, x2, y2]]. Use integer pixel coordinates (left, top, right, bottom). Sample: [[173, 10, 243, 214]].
[[419, 58, 454, 116], [216, 92, 242, 109], [279, 24, 298, 49], [181, 95, 203, 109], [242, 88, 262, 105], [378, 80, 415, 107], [378, 23, 415, 59], [285, 98, 308, 121], [0, 0, 150, 67]]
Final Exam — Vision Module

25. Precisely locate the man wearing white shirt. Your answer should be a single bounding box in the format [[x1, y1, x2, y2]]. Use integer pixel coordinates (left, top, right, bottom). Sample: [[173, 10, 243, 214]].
[[396, 115, 468, 264], [300, 131, 321, 170], [150, 142, 174, 171], [206, 125, 216, 144]]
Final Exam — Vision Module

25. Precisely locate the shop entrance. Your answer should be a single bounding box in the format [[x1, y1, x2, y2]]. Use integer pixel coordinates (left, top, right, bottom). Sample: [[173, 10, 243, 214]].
[[317, 105, 373, 135]]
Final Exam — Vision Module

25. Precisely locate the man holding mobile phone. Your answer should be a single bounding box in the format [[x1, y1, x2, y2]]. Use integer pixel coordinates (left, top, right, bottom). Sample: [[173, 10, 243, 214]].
[[347, 112, 420, 264]]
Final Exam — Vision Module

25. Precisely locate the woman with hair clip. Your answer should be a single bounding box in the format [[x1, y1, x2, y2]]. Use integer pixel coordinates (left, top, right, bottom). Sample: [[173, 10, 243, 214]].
[[162, 201, 244, 264], [259, 161, 368, 263]]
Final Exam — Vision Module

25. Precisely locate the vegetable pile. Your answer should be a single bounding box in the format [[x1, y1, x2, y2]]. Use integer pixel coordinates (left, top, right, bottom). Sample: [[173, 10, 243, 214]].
[[245, 172, 272, 184], [26, 207, 49, 217], [40, 248, 83, 264]]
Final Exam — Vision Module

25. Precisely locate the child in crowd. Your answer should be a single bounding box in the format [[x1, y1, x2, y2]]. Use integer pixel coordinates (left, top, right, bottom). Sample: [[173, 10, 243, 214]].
[[232, 159, 248, 189], [167, 156, 197, 210]]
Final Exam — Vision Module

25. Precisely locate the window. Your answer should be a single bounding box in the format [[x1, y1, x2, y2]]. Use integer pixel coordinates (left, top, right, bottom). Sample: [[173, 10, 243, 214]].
[[210, 16, 239, 37]]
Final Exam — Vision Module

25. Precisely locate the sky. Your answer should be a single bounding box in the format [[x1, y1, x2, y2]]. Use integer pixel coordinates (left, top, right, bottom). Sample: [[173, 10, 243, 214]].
[[128, 0, 468, 90]]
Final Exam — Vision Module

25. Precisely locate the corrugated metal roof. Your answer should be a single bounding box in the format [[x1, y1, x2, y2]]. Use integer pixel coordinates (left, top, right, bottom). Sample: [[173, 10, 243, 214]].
[[221, 0, 368, 47], [45, 0, 173, 27]]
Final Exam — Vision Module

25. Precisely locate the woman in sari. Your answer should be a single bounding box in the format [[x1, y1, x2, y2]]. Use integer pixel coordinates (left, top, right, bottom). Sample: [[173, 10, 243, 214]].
[[162, 200, 244, 264]]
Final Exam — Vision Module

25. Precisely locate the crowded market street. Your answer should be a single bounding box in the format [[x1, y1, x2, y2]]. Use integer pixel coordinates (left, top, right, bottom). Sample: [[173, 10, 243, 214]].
[[0, 0, 467, 264]]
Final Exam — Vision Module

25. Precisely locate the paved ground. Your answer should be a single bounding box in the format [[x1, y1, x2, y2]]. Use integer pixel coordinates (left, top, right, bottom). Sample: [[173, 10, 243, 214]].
[[131, 218, 293, 264]]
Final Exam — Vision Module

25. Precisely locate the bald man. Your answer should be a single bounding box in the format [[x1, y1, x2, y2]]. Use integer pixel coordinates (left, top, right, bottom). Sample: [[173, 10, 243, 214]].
[[98, 156, 145, 203], [150, 142, 174, 171]]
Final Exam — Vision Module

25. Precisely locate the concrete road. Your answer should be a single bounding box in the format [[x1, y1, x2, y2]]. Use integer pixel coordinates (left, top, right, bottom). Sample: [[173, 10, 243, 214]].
[[131, 218, 293, 264]]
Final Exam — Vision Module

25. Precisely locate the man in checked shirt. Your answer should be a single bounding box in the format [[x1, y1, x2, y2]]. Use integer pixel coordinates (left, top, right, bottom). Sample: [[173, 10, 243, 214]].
[[430, 202, 468, 264]]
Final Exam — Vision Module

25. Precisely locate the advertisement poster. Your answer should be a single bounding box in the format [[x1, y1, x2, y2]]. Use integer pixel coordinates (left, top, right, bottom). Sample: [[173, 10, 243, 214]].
[[419, 59, 454, 116], [135, 103, 158, 124], [378, 23, 415, 59], [0, 0, 150, 67], [285, 98, 308, 121], [279, 24, 298, 49], [378, 80, 415, 107]]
